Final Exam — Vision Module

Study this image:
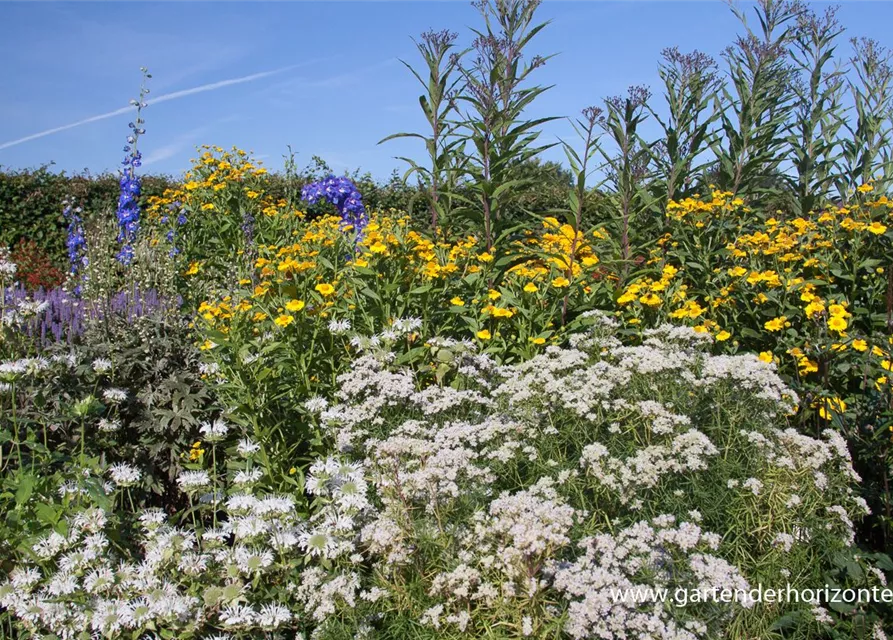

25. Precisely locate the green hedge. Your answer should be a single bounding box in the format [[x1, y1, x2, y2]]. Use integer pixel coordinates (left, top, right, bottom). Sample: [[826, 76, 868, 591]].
[[0, 160, 601, 269], [0, 167, 176, 268]]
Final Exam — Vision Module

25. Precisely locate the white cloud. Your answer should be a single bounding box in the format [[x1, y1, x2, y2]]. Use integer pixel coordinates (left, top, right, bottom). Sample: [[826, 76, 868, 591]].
[[0, 64, 308, 152]]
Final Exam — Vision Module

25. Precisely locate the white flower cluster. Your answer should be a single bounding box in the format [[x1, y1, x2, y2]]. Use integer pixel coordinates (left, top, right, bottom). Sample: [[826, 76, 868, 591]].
[[552, 515, 745, 639], [315, 322, 866, 637], [1, 459, 333, 638], [0, 245, 16, 281], [1, 323, 871, 640]]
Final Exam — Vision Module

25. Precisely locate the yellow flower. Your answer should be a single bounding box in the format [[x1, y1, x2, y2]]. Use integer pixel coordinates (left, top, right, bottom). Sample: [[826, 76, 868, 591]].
[[828, 303, 849, 317], [529, 337, 546, 345], [692, 325, 708, 333], [764, 317, 786, 332], [315, 283, 335, 296], [881, 359, 892, 371], [728, 266, 747, 278], [523, 282, 538, 293], [552, 277, 570, 288], [488, 289, 501, 300], [286, 299, 305, 312], [201, 203, 215, 211], [759, 351, 773, 363], [289, 467, 297, 475], [184, 261, 201, 276], [199, 339, 216, 351], [817, 397, 847, 420], [491, 307, 514, 319], [476, 329, 491, 340], [853, 339, 868, 352], [715, 330, 731, 342], [450, 297, 465, 306], [799, 358, 819, 374], [868, 221, 888, 235], [639, 293, 661, 307], [857, 183, 874, 193], [252, 312, 268, 322], [353, 258, 369, 268], [478, 252, 494, 263], [804, 300, 825, 317], [827, 315, 847, 333], [370, 242, 388, 254], [274, 314, 294, 328]]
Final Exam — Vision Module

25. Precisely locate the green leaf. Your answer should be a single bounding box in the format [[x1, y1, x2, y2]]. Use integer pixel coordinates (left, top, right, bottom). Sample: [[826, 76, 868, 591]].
[[14, 473, 35, 507]]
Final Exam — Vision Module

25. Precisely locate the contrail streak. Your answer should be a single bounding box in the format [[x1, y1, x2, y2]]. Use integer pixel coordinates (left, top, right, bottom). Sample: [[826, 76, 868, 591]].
[[0, 65, 300, 151]]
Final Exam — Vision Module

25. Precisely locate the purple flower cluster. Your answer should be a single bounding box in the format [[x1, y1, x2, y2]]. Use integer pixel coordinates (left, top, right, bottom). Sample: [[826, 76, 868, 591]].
[[62, 199, 87, 294], [116, 68, 151, 265], [1, 285, 180, 348], [301, 176, 367, 238]]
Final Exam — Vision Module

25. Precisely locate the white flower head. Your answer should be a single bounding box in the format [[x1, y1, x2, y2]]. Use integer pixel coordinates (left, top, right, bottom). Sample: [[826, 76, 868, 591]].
[[102, 388, 127, 404], [200, 418, 230, 442], [108, 463, 141, 487], [91, 358, 113, 374]]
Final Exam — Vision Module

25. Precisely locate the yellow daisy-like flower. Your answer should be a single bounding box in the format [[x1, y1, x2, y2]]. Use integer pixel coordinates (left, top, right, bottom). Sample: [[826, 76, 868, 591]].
[[639, 293, 661, 307], [370, 242, 388, 254], [199, 339, 216, 351], [476, 329, 491, 340], [552, 277, 571, 288], [478, 252, 494, 263], [523, 282, 538, 293], [764, 317, 786, 332], [828, 303, 849, 317], [285, 299, 305, 312], [353, 258, 369, 268], [184, 261, 201, 276], [274, 314, 294, 328], [804, 300, 825, 317], [529, 337, 546, 345], [857, 183, 874, 193], [315, 283, 335, 296], [853, 339, 868, 352], [868, 221, 888, 235], [490, 307, 514, 319], [758, 351, 773, 363], [827, 315, 847, 333], [817, 397, 847, 420], [715, 330, 731, 342], [450, 297, 465, 306]]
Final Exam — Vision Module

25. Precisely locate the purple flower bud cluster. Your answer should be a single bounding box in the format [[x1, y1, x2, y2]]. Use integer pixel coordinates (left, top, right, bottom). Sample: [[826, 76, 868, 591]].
[[1, 285, 180, 349], [159, 201, 187, 258], [116, 69, 151, 265], [62, 199, 88, 295], [301, 176, 367, 239]]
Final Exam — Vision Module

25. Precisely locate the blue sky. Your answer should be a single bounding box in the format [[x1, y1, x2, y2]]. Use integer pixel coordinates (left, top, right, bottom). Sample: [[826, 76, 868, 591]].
[[1, 1, 891, 181]]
